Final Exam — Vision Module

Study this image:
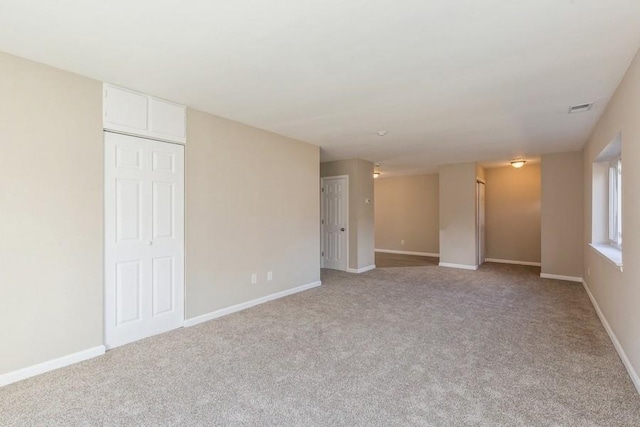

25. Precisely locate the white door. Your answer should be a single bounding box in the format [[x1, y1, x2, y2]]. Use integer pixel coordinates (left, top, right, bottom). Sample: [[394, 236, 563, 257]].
[[321, 176, 348, 271], [477, 181, 486, 266], [104, 132, 185, 349]]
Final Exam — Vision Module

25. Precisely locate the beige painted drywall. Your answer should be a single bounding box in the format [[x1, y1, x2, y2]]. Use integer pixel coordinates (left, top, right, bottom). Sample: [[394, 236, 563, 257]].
[[374, 174, 439, 254], [320, 159, 375, 270], [439, 162, 478, 267], [186, 109, 320, 318], [485, 164, 541, 263], [356, 160, 375, 269], [0, 52, 104, 375], [541, 152, 583, 277], [583, 47, 640, 383]]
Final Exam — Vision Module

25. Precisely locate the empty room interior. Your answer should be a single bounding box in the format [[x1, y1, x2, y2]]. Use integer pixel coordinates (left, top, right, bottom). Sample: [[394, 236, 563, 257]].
[[2, 1, 640, 425]]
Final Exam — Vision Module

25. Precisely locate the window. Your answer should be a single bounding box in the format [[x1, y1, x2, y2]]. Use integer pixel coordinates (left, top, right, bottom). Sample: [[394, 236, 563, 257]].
[[608, 157, 622, 248], [590, 134, 622, 269]]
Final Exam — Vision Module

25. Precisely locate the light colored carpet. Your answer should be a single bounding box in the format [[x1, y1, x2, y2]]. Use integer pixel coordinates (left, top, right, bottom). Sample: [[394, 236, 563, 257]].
[[375, 252, 439, 268], [1, 263, 639, 426]]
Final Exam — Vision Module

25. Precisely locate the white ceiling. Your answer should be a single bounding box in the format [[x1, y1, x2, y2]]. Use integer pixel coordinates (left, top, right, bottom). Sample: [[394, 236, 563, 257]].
[[2, 0, 640, 175]]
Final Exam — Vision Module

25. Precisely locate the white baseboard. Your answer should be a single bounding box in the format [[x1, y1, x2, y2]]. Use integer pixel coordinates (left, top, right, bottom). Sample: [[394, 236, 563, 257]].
[[439, 262, 478, 271], [184, 280, 322, 328], [540, 273, 583, 283], [486, 258, 541, 267], [346, 265, 376, 274], [0, 345, 105, 388], [375, 249, 440, 257], [582, 279, 640, 395]]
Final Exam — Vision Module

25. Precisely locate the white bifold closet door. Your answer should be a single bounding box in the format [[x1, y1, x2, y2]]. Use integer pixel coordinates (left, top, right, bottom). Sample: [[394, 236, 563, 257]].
[[104, 132, 184, 349]]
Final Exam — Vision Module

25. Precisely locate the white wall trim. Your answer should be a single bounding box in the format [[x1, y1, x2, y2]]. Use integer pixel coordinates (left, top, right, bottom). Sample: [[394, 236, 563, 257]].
[[582, 279, 640, 395], [0, 345, 105, 388], [184, 281, 322, 328], [439, 262, 478, 271], [486, 258, 541, 267], [346, 265, 376, 274], [540, 273, 583, 283], [375, 249, 439, 257]]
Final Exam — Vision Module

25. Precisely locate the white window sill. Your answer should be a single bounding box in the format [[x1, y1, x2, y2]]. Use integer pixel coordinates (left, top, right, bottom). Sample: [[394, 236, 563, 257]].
[[589, 243, 623, 271]]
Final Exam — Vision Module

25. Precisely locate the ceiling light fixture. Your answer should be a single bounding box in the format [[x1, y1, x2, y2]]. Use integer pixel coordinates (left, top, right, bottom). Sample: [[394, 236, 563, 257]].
[[373, 163, 380, 178], [373, 163, 381, 178], [377, 131, 387, 136], [510, 159, 526, 169]]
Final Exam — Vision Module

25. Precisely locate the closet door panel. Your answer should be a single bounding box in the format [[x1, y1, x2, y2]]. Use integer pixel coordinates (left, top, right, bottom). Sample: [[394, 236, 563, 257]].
[[104, 85, 148, 133], [149, 98, 186, 141], [103, 84, 186, 144]]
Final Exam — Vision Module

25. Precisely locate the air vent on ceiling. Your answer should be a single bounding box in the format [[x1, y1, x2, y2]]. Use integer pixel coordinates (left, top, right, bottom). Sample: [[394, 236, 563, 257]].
[[568, 103, 594, 114]]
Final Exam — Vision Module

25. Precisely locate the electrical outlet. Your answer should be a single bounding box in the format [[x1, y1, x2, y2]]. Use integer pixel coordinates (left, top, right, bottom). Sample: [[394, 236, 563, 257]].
[[267, 271, 273, 281], [251, 274, 257, 284], [401, 240, 405, 245]]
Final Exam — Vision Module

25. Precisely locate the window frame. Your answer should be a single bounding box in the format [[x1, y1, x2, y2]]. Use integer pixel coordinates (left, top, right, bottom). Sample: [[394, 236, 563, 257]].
[[608, 156, 622, 249]]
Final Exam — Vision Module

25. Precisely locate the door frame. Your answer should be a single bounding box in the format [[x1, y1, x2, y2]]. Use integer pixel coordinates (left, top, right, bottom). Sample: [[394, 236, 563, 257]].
[[320, 175, 349, 271], [103, 130, 186, 349], [476, 178, 486, 267]]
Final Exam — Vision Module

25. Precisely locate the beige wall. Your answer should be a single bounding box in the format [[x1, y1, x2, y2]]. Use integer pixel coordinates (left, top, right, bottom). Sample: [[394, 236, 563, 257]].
[[0, 52, 104, 375], [583, 48, 640, 383], [356, 160, 375, 269], [485, 164, 541, 263], [541, 152, 583, 277], [374, 174, 439, 254], [320, 159, 375, 270], [185, 109, 321, 318], [439, 162, 477, 267]]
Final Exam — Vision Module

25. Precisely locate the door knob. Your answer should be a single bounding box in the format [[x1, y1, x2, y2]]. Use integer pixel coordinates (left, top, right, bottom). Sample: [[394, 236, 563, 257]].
[[340, 228, 345, 231], [147, 241, 153, 246]]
